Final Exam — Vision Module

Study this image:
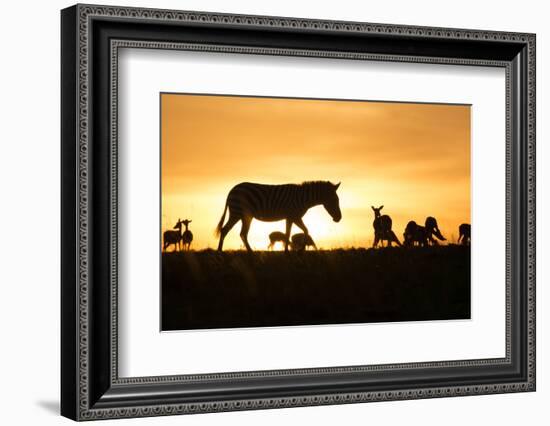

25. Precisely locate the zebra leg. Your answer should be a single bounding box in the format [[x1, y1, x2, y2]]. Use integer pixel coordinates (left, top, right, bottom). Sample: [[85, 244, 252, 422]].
[[294, 218, 316, 249], [217, 215, 240, 251], [294, 218, 309, 236], [240, 217, 253, 252], [284, 219, 292, 252]]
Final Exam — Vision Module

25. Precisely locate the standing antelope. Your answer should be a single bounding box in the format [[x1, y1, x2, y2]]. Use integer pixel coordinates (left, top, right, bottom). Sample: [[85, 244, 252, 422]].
[[163, 219, 183, 252], [458, 223, 471, 245], [291, 233, 317, 251], [372, 205, 401, 247], [268, 231, 289, 250], [215, 181, 342, 252], [180, 219, 193, 251]]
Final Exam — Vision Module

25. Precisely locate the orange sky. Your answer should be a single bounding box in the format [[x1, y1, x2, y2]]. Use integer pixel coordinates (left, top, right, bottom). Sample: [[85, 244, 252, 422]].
[[161, 93, 470, 250]]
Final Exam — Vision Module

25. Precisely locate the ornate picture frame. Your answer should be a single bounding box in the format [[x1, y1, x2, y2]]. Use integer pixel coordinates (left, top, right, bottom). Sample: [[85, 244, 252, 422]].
[[61, 4, 535, 421]]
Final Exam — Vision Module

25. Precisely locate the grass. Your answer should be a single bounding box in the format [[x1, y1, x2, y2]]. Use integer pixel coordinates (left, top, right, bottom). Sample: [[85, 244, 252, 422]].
[[161, 245, 470, 331]]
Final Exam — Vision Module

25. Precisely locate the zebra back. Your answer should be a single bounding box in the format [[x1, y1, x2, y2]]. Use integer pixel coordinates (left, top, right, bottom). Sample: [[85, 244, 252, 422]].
[[227, 181, 336, 218]]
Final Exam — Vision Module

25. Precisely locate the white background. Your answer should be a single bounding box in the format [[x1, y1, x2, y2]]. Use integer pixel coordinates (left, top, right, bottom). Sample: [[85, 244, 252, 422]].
[[119, 50, 506, 376], [0, 0, 547, 425]]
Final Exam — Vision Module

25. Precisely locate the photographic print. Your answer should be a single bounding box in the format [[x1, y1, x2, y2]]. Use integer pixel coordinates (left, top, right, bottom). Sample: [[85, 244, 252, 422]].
[[161, 93, 471, 331]]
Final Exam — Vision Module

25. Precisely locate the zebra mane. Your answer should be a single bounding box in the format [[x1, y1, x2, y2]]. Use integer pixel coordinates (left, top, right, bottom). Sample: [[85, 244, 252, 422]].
[[300, 181, 335, 191], [300, 180, 333, 187]]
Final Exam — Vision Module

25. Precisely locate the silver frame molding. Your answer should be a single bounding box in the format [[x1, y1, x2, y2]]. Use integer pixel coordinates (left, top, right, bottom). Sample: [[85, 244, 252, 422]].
[[61, 3, 536, 421]]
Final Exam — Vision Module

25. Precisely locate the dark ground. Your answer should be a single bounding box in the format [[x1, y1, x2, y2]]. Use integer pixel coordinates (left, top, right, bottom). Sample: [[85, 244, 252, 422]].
[[161, 245, 470, 331]]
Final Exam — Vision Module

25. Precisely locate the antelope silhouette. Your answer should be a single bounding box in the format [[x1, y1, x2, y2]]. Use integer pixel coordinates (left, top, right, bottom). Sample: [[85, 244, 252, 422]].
[[458, 223, 471, 245], [403, 221, 428, 247], [163, 219, 184, 252], [268, 231, 289, 250], [180, 219, 193, 251], [425, 216, 446, 245], [291, 233, 317, 251], [371, 205, 401, 247], [403, 217, 446, 247], [215, 181, 341, 252]]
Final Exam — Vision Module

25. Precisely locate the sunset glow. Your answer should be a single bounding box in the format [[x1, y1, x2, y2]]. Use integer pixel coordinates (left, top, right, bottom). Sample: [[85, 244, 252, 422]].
[[161, 94, 470, 250]]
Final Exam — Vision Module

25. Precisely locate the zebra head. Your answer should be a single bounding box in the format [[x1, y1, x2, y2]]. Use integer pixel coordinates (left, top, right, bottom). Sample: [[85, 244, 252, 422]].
[[173, 219, 183, 230], [323, 182, 342, 223]]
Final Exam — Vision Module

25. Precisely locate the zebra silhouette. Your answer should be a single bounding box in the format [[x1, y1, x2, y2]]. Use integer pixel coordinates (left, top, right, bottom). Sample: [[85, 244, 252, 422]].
[[215, 181, 342, 252]]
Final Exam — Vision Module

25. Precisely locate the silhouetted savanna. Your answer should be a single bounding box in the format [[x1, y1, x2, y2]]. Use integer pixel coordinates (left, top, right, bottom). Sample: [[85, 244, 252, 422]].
[[162, 245, 471, 330], [162, 179, 471, 329], [161, 94, 472, 330]]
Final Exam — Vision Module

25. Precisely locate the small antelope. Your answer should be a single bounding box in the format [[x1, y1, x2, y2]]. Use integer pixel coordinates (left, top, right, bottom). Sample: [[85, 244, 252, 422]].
[[372, 205, 401, 247], [163, 219, 184, 252], [180, 219, 193, 251], [268, 231, 289, 250], [458, 223, 471, 245], [425, 216, 446, 245], [290, 233, 317, 251]]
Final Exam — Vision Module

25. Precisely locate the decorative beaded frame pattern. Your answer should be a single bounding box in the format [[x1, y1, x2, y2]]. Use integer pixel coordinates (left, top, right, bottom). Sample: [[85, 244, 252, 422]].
[[72, 4, 536, 420]]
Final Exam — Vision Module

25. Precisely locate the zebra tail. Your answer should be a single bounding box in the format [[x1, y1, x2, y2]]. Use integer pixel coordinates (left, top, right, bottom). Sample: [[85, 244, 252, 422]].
[[214, 200, 229, 237]]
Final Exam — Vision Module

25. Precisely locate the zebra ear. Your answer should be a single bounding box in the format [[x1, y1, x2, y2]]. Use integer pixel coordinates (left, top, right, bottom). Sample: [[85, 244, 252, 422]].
[[333, 182, 341, 190]]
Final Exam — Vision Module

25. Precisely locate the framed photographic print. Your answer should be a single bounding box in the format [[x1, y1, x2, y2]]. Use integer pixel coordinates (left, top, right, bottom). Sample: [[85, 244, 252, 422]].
[[61, 4, 536, 421]]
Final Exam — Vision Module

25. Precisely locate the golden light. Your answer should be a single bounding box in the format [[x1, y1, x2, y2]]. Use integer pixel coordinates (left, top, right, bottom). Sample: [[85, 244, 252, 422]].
[[161, 94, 470, 251]]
